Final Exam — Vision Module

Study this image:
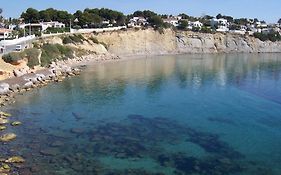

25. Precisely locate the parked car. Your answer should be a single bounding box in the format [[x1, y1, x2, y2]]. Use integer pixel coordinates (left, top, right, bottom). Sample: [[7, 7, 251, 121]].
[[15, 45, 22, 51]]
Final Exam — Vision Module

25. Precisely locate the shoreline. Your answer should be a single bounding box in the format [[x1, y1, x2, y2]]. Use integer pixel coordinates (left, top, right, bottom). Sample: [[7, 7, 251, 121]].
[[0, 53, 121, 107]]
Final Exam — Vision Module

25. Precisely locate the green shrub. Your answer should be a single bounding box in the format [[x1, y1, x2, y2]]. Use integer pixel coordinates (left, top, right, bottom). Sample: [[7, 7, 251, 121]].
[[200, 27, 213, 33], [40, 44, 60, 66], [69, 35, 83, 43], [40, 50, 51, 67], [25, 48, 41, 68], [40, 44, 75, 66], [2, 52, 24, 63], [45, 27, 70, 34], [33, 42, 40, 48], [2, 48, 40, 68], [56, 44, 74, 59], [253, 32, 281, 42], [89, 37, 99, 44], [63, 36, 73, 44], [76, 34, 85, 41]]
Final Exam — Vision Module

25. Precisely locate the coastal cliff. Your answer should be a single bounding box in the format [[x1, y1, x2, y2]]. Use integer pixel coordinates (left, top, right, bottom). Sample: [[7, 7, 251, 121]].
[[1, 28, 281, 82], [88, 28, 281, 56]]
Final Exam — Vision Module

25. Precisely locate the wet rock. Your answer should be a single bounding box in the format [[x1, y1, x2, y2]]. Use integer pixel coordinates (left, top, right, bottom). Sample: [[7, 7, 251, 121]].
[[0, 118, 8, 125], [13, 69, 25, 77], [0, 126, 6, 131], [22, 81, 33, 89], [5, 156, 25, 163], [0, 112, 11, 117], [0, 133, 17, 142], [70, 128, 84, 134], [50, 141, 64, 147], [0, 83, 10, 95], [11, 121, 22, 126], [9, 84, 20, 92], [40, 148, 59, 156]]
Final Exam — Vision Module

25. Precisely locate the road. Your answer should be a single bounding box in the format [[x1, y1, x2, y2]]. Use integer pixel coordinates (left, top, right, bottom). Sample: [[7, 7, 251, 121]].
[[0, 40, 34, 56]]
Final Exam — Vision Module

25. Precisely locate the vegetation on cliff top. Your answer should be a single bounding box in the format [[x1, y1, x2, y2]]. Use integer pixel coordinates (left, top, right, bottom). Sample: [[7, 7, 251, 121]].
[[62, 34, 86, 44], [2, 48, 41, 68], [2, 43, 88, 68], [253, 32, 281, 42]]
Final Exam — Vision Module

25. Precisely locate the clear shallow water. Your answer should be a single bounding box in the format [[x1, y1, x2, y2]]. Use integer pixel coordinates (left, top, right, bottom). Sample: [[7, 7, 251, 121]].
[[2, 54, 281, 175]]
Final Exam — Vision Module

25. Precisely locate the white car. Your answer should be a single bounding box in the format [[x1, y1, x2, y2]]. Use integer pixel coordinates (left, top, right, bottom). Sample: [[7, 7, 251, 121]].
[[15, 45, 22, 51]]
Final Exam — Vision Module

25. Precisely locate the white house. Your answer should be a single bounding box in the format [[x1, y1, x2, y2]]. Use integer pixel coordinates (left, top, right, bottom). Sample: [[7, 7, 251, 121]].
[[163, 17, 179, 27], [211, 18, 229, 32], [19, 21, 65, 32], [43, 21, 65, 28], [128, 17, 148, 28], [191, 21, 203, 28], [0, 28, 12, 39]]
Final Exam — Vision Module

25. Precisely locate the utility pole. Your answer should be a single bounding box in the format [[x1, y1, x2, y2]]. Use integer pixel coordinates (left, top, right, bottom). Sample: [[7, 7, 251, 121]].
[[29, 21, 31, 36], [3, 31, 5, 55], [69, 19, 72, 33]]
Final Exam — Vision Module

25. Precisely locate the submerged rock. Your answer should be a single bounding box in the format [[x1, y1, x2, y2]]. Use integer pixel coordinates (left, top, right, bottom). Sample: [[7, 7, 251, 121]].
[[40, 148, 59, 156], [0, 133, 16, 142], [1, 163, 10, 170], [11, 121, 22, 126], [0, 112, 11, 117], [70, 128, 84, 134], [0, 118, 9, 125], [5, 156, 25, 163], [0, 126, 6, 131], [50, 141, 64, 147]]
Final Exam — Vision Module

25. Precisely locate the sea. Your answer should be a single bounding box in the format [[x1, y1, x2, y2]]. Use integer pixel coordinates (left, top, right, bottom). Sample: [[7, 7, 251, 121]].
[[2, 53, 281, 175]]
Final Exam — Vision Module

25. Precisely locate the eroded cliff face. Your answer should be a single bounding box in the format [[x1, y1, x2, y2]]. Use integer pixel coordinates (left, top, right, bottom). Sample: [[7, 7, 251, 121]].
[[85, 28, 281, 56]]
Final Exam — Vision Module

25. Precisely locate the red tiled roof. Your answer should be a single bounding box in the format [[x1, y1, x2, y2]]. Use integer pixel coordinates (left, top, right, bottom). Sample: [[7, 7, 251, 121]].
[[0, 28, 12, 33]]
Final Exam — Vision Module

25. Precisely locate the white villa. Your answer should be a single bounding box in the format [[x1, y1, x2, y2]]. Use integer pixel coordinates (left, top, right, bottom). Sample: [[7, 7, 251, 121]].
[[0, 28, 12, 39], [163, 17, 179, 27], [19, 21, 65, 32], [211, 18, 229, 32], [189, 21, 203, 29], [128, 17, 148, 28]]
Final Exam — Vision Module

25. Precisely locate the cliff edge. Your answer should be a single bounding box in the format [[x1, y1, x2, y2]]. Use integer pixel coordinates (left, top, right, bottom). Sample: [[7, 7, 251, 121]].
[[87, 28, 281, 56]]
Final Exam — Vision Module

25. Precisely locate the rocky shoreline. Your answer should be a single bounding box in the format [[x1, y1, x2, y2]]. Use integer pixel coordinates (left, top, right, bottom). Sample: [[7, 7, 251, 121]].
[[0, 53, 120, 107]]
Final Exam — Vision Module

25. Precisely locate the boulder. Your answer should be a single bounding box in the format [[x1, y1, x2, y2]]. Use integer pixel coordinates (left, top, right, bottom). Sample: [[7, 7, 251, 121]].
[[0, 133, 17, 142], [11, 121, 22, 126], [0, 83, 10, 95], [5, 156, 25, 163], [22, 81, 33, 89], [13, 69, 25, 77]]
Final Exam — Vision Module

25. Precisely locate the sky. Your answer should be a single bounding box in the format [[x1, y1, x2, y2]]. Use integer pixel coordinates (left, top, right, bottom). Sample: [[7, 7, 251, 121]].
[[1, 0, 280, 23]]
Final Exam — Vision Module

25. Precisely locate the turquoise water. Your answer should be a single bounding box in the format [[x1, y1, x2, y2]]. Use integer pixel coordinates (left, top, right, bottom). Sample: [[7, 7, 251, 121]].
[[2, 54, 281, 174]]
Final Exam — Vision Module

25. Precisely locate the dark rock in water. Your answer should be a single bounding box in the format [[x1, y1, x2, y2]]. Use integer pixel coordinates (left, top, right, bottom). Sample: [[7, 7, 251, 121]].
[[105, 169, 165, 175], [208, 117, 236, 125], [186, 129, 244, 159], [174, 157, 198, 174], [40, 148, 60, 156], [72, 112, 84, 121], [70, 128, 85, 134], [50, 141, 64, 147], [157, 154, 170, 167]]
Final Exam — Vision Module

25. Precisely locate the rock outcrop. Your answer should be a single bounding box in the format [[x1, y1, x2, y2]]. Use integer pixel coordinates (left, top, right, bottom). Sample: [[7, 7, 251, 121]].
[[88, 28, 281, 56]]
